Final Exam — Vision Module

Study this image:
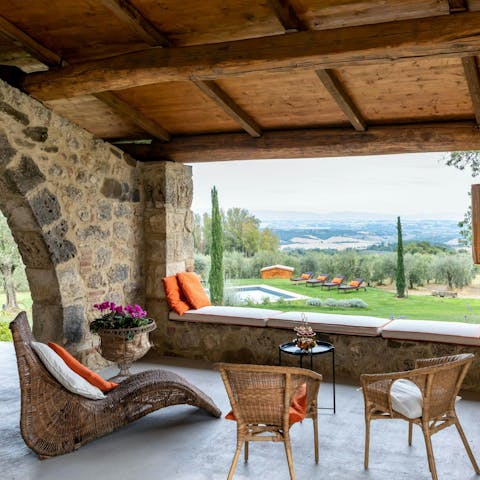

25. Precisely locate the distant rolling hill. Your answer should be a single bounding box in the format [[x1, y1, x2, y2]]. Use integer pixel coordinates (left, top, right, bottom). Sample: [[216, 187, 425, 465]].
[[258, 215, 461, 251]]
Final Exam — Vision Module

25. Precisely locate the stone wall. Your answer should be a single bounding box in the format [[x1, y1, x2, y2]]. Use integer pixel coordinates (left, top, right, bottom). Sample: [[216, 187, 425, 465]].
[[155, 319, 480, 391], [0, 79, 145, 364]]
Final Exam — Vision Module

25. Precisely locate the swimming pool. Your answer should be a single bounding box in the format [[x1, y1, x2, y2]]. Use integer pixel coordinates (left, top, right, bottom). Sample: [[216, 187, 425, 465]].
[[226, 285, 308, 304]]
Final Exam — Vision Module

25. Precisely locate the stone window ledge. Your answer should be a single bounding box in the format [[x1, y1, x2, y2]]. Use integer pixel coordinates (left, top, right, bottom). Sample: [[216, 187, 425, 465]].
[[169, 307, 480, 346]]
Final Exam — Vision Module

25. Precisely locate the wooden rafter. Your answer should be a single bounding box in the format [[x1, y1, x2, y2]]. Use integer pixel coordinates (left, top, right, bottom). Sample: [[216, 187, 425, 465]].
[[21, 12, 480, 101], [268, 0, 305, 32], [118, 122, 480, 163], [448, 0, 468, 13], [94, 91, 170, 141], [0, 14, 170, 141], [0, 15, 63, 67], [100, 0, 172, 47], [315, 69, 366, 132], [192, 79, 261, 137], [462, 56, 480, 126]]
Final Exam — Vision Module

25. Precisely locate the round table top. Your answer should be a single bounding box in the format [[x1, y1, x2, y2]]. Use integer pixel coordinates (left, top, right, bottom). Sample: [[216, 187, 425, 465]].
[[279, 340, 334, 356]]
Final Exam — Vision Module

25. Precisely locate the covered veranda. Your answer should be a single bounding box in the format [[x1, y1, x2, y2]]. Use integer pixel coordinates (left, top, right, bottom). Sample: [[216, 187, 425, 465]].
[[1, 1, 480, 479]]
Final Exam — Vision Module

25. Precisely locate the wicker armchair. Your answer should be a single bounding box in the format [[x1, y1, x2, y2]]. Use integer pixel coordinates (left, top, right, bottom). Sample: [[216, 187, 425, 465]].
[[10, 311, 221, 458], [361, 354, 479, 480], [215, 363, 322, 480]]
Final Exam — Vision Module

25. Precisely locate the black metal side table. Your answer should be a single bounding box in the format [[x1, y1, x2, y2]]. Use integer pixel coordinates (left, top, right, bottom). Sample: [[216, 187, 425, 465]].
[[278, 340, 336, 413]]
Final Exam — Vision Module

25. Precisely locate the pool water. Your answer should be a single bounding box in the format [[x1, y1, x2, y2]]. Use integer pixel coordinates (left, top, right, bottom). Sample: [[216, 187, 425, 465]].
[[227, 285, 307, 304]]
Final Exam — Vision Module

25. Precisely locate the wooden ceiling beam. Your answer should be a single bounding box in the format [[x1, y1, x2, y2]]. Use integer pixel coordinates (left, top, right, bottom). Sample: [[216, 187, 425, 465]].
[[268, 0, 305, 32], [117, 121, 480, 163], [0, 15, 63, 67], [21, 11, 480, 101], [0, 15, 170, 141], [315, 69, 366, 131], [448, 0, 468, 13], [100, 0, 172, 47], [192, 79, 261, 137], [462, 56, 480, 125], [94, 91, 170, 141]]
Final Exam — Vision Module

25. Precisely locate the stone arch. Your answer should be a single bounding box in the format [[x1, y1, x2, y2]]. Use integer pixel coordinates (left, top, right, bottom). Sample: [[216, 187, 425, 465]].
[[0, 192, 65, 343], [0, 79, 147, 364], [0, 79, 196, 366]]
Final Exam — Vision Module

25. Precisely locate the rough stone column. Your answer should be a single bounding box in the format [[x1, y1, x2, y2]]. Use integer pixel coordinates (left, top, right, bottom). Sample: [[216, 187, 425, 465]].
[[141, 162, 194, 352]]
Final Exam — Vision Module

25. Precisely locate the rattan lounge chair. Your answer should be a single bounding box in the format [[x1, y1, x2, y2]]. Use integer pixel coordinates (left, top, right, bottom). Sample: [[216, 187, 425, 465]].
[[290, 272, 313, 285], [306, 274, 329, 287], [215, 363, 322, 480], [10, 312, 221, 458], [322, 275, 345, 290], [338, 278, 365, 293], [361, 354, 479, 480]]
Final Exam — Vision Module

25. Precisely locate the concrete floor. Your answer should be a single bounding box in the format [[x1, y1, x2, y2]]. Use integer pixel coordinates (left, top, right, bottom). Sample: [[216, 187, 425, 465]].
[[1, 343, 480, 480]]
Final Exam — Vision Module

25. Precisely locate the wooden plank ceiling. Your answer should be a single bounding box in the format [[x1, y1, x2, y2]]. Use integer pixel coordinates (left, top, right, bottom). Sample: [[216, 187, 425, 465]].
[[1, 0, 480, 161]]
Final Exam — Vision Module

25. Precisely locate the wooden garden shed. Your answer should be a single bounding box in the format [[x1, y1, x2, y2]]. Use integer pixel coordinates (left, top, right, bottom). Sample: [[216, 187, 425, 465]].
[[260, 264, 295, 279]]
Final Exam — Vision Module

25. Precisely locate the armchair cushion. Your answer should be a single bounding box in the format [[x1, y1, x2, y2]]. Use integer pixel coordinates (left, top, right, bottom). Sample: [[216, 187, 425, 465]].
[[390, 379, 423, 419], [225, 383, 307, 425]]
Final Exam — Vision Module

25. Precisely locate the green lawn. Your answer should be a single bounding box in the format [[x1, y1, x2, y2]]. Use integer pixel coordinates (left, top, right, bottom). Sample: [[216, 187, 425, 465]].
[[0, 291, 32, 341], [227, 279, 480, 323]]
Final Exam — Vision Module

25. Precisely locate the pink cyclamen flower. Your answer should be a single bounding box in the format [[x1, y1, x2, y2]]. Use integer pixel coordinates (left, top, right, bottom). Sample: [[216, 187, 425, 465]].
[[115, 305, 123, 314]]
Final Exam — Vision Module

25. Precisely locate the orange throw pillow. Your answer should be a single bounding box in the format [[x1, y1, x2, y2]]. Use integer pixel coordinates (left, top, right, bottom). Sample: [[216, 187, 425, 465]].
[[176, 272, 211, 310], [48, 342, 118, 392], [225, 383, 307, 425], [349, 280, 360, 287], [332, 277, 343, 284], [301, 273, 310, 279], [162, 275, 192, 315], [317, 275, 327, 281]]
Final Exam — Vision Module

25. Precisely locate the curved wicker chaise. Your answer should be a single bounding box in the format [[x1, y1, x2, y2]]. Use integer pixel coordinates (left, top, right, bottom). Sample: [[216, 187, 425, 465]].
[[10, 312, 221, 458]]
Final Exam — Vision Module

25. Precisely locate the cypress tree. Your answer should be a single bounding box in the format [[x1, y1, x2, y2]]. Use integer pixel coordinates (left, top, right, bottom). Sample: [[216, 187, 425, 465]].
[[396, 216, 406, 298], [208, 186, 224, 305]]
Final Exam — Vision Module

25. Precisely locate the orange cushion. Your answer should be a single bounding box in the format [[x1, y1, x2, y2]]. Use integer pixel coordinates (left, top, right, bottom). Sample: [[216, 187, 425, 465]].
[[176, 272, 211, 310], [332, 277, 343, 284], [349, 280, 360, 287], [225, 383, 307, 425], [301, 273, 310, 279], [162, 275, 192, 315], [48, 342, 118, 392], [317, 275, 327, 281]]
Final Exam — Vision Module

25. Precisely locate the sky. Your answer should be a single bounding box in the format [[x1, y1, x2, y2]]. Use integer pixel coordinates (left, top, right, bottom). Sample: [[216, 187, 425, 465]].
[[190, 152, 477, 220]]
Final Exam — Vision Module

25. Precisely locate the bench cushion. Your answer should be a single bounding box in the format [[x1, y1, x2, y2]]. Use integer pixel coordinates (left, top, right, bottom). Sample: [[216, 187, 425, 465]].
[[169, 306, 283, 327], [267, 311, 390, 336], [381, 319, 480, 346]]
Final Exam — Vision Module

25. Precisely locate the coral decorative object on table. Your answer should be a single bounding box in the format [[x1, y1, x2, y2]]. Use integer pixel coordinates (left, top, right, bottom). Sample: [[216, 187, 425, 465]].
[[294, 313, 317, 350], [90, 302, 156, 381]]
